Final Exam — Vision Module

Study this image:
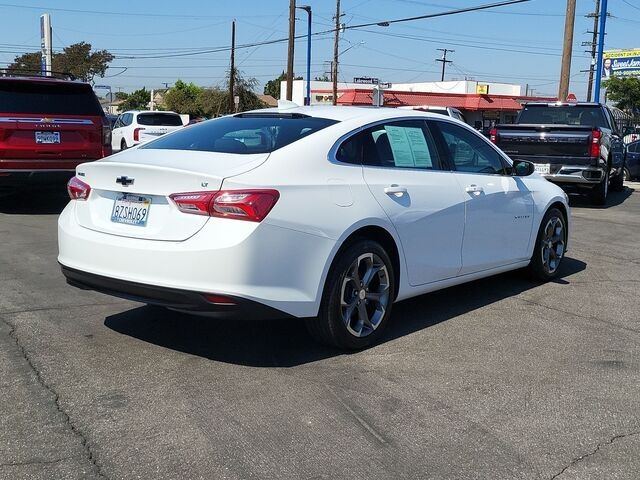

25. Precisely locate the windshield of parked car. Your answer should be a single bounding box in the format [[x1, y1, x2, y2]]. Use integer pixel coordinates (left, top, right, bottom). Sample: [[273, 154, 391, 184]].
[[141, 114, 338, 154], [0, 80, 104, 116], [518, 106, 607, 128], [136, 112, 183, 126]]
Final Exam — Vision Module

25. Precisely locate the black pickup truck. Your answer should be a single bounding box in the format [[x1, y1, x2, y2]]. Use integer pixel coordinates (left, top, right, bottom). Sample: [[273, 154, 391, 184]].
[[491, 103, 625, 205]]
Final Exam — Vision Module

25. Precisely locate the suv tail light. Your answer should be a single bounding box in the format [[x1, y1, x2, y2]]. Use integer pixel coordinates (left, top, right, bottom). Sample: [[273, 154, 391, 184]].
[[489, 128, 497, 144], [67, 176, 91, 200], [169, 189, 279, 222], [591, 129, 602, 158], [133, 128, 145, 142]]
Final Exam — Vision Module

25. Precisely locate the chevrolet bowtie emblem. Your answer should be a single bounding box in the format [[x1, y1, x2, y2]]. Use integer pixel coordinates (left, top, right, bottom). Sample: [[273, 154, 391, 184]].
[[116, 176, 134, 186]]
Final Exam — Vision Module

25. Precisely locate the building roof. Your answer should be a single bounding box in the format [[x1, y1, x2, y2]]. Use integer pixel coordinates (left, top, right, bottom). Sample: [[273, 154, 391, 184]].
[[257, 94, 278, 107], [315, 88, 545, 111]]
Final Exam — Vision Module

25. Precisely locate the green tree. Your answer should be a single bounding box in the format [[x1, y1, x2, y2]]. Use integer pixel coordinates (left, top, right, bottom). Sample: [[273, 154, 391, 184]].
[[604, 76, 640, 113], [2, 52, 41, 76], [196, 88, 228, 118], [263, 70, 302, 99], [163, 80, 204, 116], [3, 42, 113, 82], [118, 88, 151, 112], [231, 68, 266, 113], [114, 91, 129, 101]]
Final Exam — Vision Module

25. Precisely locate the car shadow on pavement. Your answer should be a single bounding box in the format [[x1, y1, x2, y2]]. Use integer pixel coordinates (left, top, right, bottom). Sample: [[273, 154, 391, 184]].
[[0, 188, 69, 215], [568, 185, 634, 209], [104, 257, 586, 368]]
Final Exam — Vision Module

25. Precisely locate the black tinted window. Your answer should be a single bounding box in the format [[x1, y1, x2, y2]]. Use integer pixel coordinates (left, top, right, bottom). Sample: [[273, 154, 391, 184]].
[[0, 80, 103, 115], [142, 114, 338, 154], [137, 112, 183, 126], [431, 121, 507, 175], [518, 106, 607, 129]]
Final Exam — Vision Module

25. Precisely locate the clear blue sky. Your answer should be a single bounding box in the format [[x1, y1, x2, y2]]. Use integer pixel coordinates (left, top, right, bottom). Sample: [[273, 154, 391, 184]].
[[1, 0, 638, 99]]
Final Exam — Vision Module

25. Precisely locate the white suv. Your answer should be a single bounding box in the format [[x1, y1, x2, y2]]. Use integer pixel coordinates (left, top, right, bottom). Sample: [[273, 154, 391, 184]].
[[111, 110, 184, 152]]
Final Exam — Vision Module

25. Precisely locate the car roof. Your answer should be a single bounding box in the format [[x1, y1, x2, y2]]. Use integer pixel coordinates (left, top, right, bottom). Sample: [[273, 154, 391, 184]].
[[0, 76, 90, 86], [243, 105, 450, 123], [120, 110, 179, 115]]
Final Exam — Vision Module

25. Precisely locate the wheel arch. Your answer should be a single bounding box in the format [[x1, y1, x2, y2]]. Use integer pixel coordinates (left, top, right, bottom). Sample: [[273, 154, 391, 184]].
[[323, 223, 403, 302]]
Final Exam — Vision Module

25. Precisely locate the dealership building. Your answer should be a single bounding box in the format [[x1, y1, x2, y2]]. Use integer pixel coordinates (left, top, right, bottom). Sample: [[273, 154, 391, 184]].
[[281, 79, 555, 129]]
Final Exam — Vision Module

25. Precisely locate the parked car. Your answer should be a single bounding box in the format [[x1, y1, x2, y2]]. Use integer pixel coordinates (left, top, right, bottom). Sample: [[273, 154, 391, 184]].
[[59, 106, 570, 349], [491, 102, 625, 205], [0, 76, 112, 193], [398, 105, 467, 123], [111, 110, 184, 152], [624, 140, 640, 181]]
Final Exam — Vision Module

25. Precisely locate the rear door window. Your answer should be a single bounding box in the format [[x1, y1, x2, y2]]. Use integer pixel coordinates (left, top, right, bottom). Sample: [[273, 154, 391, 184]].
[[142, 114, 338, 154], [0, 80, 103, 115], [336, 120, 441, 170], [136, 112, 183, 126]]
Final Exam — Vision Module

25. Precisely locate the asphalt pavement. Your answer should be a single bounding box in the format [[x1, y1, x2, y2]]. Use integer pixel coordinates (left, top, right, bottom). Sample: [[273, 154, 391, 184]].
[[1, 184, 639, 480]]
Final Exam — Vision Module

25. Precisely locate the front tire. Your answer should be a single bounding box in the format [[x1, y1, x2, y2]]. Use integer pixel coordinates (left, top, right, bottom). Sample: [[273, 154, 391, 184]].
[[529, 208, 567, 281], [611, 167, 625, 192], [306, 239, 395, 350]]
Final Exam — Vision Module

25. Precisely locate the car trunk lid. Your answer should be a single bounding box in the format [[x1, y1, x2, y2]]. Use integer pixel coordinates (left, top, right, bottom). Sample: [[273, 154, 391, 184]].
[[74, 149, 269, 241]]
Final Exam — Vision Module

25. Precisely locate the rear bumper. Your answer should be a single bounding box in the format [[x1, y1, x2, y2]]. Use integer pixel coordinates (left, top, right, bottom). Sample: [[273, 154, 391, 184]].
[[58, 201, 336, 318], [542, 166, 604, 185], [0, 169, 75, 189], [61, 265, 291, 319]]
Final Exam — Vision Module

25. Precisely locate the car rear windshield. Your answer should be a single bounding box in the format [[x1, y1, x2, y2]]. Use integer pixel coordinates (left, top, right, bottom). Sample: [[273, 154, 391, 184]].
[[136, 112, 183, 126], [0, 80, 103, 116], [141, 114, 339, 154], [518, 106, 607, 128]]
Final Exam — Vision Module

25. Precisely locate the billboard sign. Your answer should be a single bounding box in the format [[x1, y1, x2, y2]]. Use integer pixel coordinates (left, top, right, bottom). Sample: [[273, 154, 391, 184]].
[[602, 49, 640, 78]]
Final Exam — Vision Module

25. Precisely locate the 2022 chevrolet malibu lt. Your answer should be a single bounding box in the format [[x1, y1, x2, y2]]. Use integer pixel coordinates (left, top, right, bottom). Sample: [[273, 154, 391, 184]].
[[58, 105, 570, 349]]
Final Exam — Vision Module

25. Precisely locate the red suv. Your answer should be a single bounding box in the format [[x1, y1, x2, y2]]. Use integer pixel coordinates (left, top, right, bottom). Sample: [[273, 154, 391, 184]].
[[0, 76, 112, 192]]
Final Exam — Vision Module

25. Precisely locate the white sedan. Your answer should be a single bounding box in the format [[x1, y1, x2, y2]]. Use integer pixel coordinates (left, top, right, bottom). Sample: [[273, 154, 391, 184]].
[[111, 110, 184, 152], [59, 106, 570, 349]]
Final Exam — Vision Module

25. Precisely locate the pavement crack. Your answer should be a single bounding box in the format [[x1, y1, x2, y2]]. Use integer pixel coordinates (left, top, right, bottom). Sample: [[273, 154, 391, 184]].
[[549, 431, 640, 479], [1, 316, 110, 480]]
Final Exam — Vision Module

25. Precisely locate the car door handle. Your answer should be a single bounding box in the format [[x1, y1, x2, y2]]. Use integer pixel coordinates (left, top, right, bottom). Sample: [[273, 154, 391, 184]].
[[384, 185, 407, 196], [465, 184, 484, 194]]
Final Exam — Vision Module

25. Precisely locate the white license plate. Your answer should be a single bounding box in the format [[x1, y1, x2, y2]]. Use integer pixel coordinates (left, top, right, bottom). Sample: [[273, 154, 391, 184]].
[[111, 194, 151, 227], [534, 163, 551, 175], [35, 131, 60, 144]]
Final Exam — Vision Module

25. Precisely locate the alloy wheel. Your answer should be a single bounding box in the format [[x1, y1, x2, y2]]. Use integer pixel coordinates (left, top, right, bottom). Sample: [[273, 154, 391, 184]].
[[340, 253, 390, 337], [541, 216, 565, 275]]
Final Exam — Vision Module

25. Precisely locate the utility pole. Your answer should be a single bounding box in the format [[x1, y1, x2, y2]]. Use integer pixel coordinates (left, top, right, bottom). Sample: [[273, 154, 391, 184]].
[[436, 48, 454, 82], [558, 0, 576, 101], [229, 20, 235, 113], [585, 0, 600, 102], [332, 0, 341, 106], [286, 0, 296, 101], [593, 0, 609, 102]]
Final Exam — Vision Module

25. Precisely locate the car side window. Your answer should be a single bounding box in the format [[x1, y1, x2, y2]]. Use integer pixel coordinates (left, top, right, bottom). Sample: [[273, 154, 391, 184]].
[[114, 116, 123, 128], [430, 120, 508, 175], [124, 113, 133, 126]]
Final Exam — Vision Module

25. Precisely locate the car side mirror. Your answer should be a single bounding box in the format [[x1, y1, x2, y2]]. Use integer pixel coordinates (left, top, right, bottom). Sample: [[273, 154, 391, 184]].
[[512, 159, 535, 177]]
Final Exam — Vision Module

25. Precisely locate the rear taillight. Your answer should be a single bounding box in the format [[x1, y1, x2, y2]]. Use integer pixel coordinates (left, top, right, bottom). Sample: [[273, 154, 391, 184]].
[[169, 189, 279, 222], [591, 129, 601, 158], [133, 128, 145, 142], [67, 176, 91, 200], [102, 120, 112, 146], [489, 128, 497, 144]]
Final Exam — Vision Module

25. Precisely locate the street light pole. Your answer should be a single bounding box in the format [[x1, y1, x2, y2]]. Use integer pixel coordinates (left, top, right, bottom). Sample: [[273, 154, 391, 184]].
[[297, 6, 312, 106], [593, 0, 608, 103]]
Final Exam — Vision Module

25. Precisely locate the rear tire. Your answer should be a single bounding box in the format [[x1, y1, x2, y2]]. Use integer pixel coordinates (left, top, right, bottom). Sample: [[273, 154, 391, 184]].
[[611, 167, 625, 192], [306, 239, 395, 350], [623, 167, 632, 183], [121, 139, 128, 151], [528, 208, 567, 281], [590, 168, 608, 205]]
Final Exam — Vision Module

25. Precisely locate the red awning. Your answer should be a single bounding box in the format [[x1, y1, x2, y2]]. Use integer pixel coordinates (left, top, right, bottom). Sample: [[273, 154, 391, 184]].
[[314, 89, 528, 111]]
